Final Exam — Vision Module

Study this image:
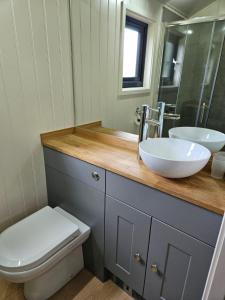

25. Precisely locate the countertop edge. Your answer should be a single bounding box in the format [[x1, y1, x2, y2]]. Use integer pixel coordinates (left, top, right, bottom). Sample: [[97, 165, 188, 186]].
[[42, 143, 224, 216]]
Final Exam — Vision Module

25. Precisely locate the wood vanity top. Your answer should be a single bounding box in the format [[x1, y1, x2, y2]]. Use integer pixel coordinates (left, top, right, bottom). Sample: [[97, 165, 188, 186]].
[[41, 122, 225, 215]]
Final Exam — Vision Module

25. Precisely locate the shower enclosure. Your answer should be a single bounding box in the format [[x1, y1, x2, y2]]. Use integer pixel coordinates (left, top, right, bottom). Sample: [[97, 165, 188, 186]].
[[158, 17, 225, 136]]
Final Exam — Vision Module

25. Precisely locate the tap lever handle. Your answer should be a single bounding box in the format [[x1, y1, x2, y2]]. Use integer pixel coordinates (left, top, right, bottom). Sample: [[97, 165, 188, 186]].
[[163, 113, 180, 120]]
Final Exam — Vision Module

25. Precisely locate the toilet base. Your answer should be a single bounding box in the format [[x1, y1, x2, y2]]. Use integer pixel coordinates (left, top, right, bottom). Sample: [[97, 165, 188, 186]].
[[24, 246, 84, 300]]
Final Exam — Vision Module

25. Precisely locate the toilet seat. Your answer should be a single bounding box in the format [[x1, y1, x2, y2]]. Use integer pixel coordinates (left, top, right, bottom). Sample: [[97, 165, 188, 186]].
[[0, 206, 90, 300], [0, 206, 88, 278]]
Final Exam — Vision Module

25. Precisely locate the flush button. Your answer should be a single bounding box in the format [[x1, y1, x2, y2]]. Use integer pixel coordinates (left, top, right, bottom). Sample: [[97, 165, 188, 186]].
[[92, 171, 100, 181]]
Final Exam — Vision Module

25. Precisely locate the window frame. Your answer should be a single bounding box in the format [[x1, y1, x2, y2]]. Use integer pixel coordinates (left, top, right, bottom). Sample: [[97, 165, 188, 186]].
[[118, 3, 156, 96], [123, 16, 148, 88]]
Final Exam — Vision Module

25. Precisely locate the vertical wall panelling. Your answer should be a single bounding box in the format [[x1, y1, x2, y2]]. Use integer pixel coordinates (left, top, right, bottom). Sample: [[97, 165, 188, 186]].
[[0, 0, 74, 229], [70, 0, 163, 133], [0, 51, 23, 227], [114, 0, 123, 129], [99, 0, 109, 125], [70, 0, 83, 124], [80, 0, 92, 123], [90, 0, 101, 122], [106, 0, 117, 127], [56, 0, 74, 127]]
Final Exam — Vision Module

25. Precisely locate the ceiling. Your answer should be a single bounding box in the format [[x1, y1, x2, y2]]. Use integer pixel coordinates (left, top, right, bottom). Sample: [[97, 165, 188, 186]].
[[159, 0, 216, 17]]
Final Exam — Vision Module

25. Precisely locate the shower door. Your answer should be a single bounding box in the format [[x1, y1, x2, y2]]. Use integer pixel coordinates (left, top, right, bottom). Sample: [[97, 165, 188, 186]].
[[196, 21, 225, 131], [204, 27, 225, 133]]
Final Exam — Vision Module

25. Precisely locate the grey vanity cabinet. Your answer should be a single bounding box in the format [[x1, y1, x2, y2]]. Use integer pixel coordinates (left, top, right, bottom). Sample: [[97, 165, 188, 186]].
[[143, 219, 214, 300], [105, 196, 151, 295], [43, 148, 221, 299]]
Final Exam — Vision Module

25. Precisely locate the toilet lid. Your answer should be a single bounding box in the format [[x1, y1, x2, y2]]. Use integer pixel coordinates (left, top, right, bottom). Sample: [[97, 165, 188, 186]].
[[0, 206, 80, 271]]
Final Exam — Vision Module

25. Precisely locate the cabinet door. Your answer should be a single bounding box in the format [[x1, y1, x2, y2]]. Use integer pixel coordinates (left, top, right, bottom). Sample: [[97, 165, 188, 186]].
[[144, 219, 214, 300], [105, 196, 151, 295]]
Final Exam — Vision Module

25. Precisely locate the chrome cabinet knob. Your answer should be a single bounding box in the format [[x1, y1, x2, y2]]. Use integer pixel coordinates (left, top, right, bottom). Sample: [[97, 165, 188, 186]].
[[151, 264, 163, 277], [91, 171, 100, 181], [134, 252, 141, 262], [134, 252, 144, 264]]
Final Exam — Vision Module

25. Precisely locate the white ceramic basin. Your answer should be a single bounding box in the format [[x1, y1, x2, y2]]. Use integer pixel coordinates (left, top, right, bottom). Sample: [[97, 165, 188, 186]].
[[169, 127, 225, 153], [139, 138, 211, 178]]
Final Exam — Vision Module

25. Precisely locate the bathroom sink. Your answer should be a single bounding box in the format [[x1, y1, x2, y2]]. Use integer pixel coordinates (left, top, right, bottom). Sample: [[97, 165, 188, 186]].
[[169, 127, 225, 153], [139, 138, 211, 178]]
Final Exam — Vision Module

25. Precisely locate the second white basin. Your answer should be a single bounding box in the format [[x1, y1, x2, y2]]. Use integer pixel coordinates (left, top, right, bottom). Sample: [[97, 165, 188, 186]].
[[139, 138, 211, 178], [169, 127, 225, 153]]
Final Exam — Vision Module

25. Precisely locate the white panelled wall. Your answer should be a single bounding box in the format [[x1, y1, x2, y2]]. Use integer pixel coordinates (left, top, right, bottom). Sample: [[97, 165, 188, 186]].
[[70, 0, 163, 133], [0, 0, 74, 230], [0, 0, 163, 229]]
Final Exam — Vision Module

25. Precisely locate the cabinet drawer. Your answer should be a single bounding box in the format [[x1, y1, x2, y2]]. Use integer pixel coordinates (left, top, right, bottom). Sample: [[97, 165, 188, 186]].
[[106, 171, 222, 247], [105, 196, 151, 295], [44, 147, 105, 192]]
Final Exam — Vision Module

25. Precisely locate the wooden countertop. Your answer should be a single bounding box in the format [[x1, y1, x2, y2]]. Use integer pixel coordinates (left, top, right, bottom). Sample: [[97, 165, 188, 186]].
[[41, 122, 225, 215]]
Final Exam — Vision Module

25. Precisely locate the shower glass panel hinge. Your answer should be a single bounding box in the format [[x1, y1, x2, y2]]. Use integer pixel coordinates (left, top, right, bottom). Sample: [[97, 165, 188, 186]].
[[199, 102, 208, 124]]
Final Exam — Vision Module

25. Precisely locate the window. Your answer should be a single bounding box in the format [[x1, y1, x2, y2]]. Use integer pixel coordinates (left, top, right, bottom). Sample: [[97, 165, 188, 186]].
[[123, 16, 148, 88]]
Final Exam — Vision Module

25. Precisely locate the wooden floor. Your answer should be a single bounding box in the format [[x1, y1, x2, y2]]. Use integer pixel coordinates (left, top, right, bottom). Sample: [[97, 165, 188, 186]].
[[0, 269, 133, 300]]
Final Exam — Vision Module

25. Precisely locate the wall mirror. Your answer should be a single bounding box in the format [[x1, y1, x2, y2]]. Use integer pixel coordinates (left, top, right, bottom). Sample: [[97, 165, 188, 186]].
[[160, 17, 225, 137], [70, 0, 225, 136]]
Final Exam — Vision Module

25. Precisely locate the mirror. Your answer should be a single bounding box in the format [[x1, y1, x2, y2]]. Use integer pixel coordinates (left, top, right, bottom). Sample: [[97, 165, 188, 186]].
[[159, 18, 225, 137], [70, 0, 225, 136]]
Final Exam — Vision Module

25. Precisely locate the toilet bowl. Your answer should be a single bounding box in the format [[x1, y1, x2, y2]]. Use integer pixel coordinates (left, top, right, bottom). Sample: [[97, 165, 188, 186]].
[[0, 206, 90, 300]]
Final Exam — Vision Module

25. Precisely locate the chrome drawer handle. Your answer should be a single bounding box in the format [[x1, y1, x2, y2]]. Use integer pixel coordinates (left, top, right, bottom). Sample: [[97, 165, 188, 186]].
[[151, 264, 158, 273], [92, 171, 100, 181]]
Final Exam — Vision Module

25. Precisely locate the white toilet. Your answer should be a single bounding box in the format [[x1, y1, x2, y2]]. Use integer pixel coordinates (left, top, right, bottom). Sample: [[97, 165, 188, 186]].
[[0, 206, 90, 300]]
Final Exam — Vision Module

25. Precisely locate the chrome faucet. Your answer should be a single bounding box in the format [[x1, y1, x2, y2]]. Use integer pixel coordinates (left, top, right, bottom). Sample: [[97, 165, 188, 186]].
[[138, 102, 180, 158], [138, 102, 165, 143]]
